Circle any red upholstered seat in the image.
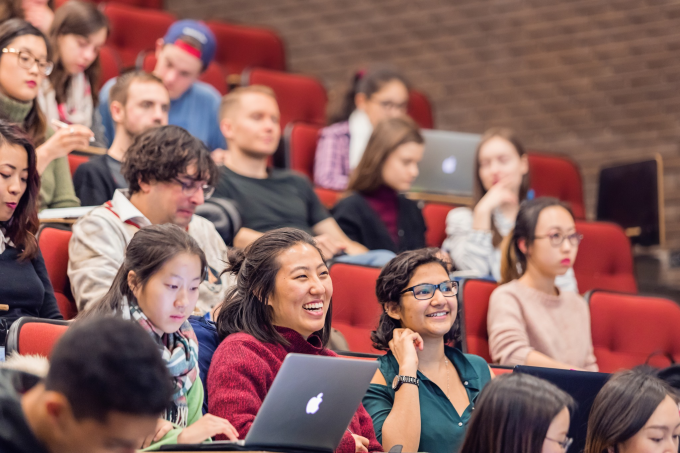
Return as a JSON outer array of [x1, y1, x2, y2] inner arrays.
[[407, 89, 434, 129], [284, 122, 322, 180], [527, 152, 585, 219], [103, 3, 175, 67], [97, 45, 121, 90], [574, 220, 637, 294], [243, 68, 327, 130], [67, 154, 89, 179], [207, 21, 285, 76], [6, 317, 70, 358], [139, 52, 228, 95], [459, 278, 497, 362], [38, 228, 77, 320], [588, 291, 680, 373], [329, 263, 383, 354], [58, 0, 163, 8], [314, 187, 341, 209], [422, 202, 457, 248]]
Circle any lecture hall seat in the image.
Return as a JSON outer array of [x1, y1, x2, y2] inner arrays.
[[527, 152, 585, 220], [38, 227, 78, 320], [458, 278, 497, 362], [5, 317, 70, 358]]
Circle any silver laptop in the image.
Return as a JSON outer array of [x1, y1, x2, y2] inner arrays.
[[167, 353, 379, 452], [410, 129, 481, 197]]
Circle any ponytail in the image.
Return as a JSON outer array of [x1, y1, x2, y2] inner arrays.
[[500, 229, 522, 284]]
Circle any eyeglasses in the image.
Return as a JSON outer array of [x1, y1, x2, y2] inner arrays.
[[534, 232, 583, 247], [373, 99, 408, 112], [2, 48, 53, 76], [400, 280, 458, 300], [172, 178, 215, 199], [545, 436, 573, 451]]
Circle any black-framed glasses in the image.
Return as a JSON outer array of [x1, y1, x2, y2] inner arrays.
[[545, 436, 573, 451], [534, 232, 583, 247], [400, 280, 458, 300], [172, 177, 215, 199], [2, 48, 53, 76]]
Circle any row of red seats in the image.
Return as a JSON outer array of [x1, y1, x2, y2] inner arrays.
[[330, 264, 670, 374]]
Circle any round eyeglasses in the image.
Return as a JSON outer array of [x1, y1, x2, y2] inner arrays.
[[172, 177, 215, 199], [2, 48, 53, 76], [534, 232, 583, 247], [400, 280, 458, 300]]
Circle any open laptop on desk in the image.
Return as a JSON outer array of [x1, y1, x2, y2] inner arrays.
[[410, 129, 480, 197], [514, 366, 610, 453], [160, 353, 378, 453]]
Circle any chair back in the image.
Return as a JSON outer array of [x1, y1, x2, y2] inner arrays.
[[6, 317, 70, 358], [38, 227, 77, 320]]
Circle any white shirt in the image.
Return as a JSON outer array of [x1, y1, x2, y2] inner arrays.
[[0, 228, 12, 254]]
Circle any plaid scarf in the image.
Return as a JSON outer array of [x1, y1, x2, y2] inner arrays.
[[121, 298, 199, 427]]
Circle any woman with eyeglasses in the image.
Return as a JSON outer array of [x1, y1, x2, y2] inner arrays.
[[460, 372, 575, 453], [0, 19, 92, 209], [314, 65, 410, 191], [362, 248, 493, 453], [488, 197, 598, 371]]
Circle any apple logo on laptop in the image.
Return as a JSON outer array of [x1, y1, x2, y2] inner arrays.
[[306, 393, 323, 414], [442, 156, 457, 174]]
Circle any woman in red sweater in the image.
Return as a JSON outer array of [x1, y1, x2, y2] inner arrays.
[[208, 228, 382, 453]]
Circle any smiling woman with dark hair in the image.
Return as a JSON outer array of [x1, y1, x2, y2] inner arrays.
[[362, 248, 492, 453], [208, 227, 382, 453]]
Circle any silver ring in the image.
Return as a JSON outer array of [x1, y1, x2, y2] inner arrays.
[[69, 127, 74, 135]]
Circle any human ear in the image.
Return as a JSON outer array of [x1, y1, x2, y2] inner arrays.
[[519, 153, 529, 177], [219, 117, 234, 140], [44, 392, 74, 433], [518, 238, 528, 255], [137, 178, 153, 194], [110, 100, 124, 124], [127, 270, 140, 296], [354, 92, 367, 111], [385, 302, 402, 321]]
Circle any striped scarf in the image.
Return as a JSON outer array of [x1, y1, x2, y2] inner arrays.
[[121, 298, 199, 427]]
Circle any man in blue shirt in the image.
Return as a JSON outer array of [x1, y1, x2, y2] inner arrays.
[[99, 20, 226, 151]]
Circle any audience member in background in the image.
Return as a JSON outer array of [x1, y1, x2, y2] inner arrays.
[[585, 369, 680, 453], [215, 85, 395, 266], [99, 20, 225, 151], [333, 117, 426, 253], [38, 1, 108, 145], [0, 0, 54, 34], [459, 373, 575, 453], [209, 228, 382, 453], [443, 128, 578, 292], [73, 70, 169, 206], [314, 66, 410, 191], [68, 125, 231, 314], [0, 317, 174, 453], [488, 197, 597, 371], [363, 248, 492, 453], [79, 225, 239, 448], [0, 120, 61, 329], [0, 19, 91, 209]]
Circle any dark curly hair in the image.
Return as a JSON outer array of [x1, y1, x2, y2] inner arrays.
[[122, 125, 217, 194], [371, 248, 460, 350]]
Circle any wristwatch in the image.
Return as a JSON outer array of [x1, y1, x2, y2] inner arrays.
[[392, 375, 419, 391]]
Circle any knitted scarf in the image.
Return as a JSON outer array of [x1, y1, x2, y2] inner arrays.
[[121, 297, 199, 427], [0, 90, 32, 125]]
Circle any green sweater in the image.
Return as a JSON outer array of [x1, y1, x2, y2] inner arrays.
[[0, 91, 80, 210]]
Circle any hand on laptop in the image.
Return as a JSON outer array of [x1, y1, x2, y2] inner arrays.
[[351, 433, 370, 452], [141, 418, 175, 448], [177, 413, 239, 444]]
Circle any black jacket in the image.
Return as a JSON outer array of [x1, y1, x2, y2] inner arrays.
[[73, 155, 121, 206], [0, 369, 49, 453], [332, 192, 426, 253]]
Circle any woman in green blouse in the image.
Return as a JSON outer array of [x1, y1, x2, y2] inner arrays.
[[363, 248, 493, 453]]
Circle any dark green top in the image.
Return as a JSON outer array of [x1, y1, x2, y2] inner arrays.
[[362, 346, 491, 453]]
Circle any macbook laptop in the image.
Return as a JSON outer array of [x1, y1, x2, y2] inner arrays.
[[514, 366, 610, 453], [161, 353, 378, 452], [410, 129, 481, 197]]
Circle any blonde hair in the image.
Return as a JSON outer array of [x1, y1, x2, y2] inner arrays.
[[219, 85, 276, 121]]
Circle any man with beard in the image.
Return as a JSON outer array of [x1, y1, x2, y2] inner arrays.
[[73, 71, 170, 206]]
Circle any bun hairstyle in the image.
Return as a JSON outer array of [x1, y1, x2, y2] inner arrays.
[[215, 227, 333, 347], [585, 369, 679, 453], [328, 65, 410, 124], [500, 197, 573, 284], [371, 248, 459, 350]]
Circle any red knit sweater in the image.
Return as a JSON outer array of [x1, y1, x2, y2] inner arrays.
[[207, 326, 383, 453]]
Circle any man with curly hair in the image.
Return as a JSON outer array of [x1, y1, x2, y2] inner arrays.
[[68, 125, 233, 314]]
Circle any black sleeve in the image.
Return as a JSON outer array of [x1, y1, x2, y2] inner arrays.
[[332, 196, 365, 244], [33, 250, 63, 320], [300, 176, 330, 227], [73, 163, 112, 206]]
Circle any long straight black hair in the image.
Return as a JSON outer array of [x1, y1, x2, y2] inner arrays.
[[215, 227, 333, 347]]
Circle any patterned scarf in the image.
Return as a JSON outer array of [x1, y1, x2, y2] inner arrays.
[[121, 297, 199, 427]]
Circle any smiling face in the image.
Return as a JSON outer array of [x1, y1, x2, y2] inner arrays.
[[617, 395, 680, 453], [542, 406, 571, 453], [387, 262, 457, 340], [130, 252, 202, 333], [523, 206, 578, 279], [221, 91, 281, 158], [0, 142, 28, 222], [268, 242, 333, 339], [0, 34, 48, 102], [381, 141, 424, 192], [477, 136, 528, 193], [57, 28, 107, 75]]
